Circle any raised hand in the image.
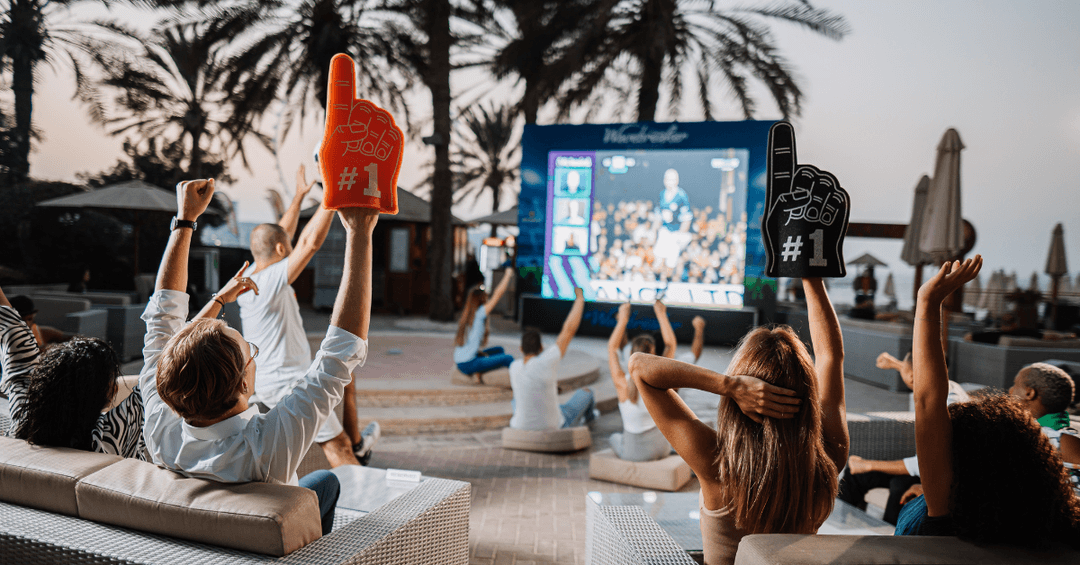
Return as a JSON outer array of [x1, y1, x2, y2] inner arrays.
[[692, 315, 706, 331], [728, 374, 802, 424], [763, 122, 850, 278], [319, 53, 403, 214], [652, 299, 667, 317], [216, 262, 259, 303], [616, 302, 632, 324], [295, 164, 317, 199], [177, 179, 215, 222], [917, 255, 983, 306], [337, 206, 380, 234]]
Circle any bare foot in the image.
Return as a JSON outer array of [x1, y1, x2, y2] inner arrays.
[[847, 455, 872, 474]]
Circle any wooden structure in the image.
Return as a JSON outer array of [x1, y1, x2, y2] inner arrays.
[[303, 189, 468, 314]]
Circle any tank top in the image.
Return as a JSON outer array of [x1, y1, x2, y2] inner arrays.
[[617, 388, 656, 434], [698, 490, 748, 565]]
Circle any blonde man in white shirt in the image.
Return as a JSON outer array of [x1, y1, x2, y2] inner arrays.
[[139, 178, 379, 535], [238, 165, 374, 467]]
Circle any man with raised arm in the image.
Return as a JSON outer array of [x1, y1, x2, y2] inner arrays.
[[509, 288, 598, 430], [238, 164, 376, 467], [139, 178, 380, 534]]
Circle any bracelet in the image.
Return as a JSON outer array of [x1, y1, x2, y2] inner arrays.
[[212, 293, 226, 308]]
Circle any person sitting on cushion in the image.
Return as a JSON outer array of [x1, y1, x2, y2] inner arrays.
[[454, 270, 514, 379], [606, 301, 674, 462], [896, 256, 1080, 546], [509, 288, 597, 430], [139, 178, 379, 535]]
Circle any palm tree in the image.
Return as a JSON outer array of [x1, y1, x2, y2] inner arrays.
[[221, 0, 413, 139], [0, 0, 94, 182], [450, 102, 518, 233], [79, 13, 269, 179], [485, 0, 618, 124], [377, 0, 489, 321], [558, 0, 850, 122]]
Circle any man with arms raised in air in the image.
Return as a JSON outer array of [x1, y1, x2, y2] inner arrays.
[[653, 168, 693, 276], [238, 165, 377, 467]]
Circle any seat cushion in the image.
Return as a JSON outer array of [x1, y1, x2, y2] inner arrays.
[[75, 458, 321, 557], [0, 435, 121, 516], [734, 534, 1080, 565], [502, 426, 592, 452], [588, 448, 692, 491]]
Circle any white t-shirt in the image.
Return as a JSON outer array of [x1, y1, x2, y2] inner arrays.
[[508, 346, 563, 430], [237, 259, 312, 406]]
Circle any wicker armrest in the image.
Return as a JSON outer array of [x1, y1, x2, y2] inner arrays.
[[0, 478, 470, 564], [846, 411, 916, 462], [585, 496, 696, 565]]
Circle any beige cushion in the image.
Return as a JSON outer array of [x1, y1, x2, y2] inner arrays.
[[999, 336, 1080, 349], [864, 487, 889, 513], [734, 534, 1080, 565], [478, 367, 511, 388], [588, 448, 691, 491], [0, 435, 121, 516], [502, 426, 592, 452], [76, 458, 321, 557]]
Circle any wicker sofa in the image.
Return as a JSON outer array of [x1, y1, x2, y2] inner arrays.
[[584, 411, 1080, 565], [0, 412, 470, 564]]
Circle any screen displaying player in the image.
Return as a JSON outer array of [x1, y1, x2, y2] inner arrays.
[[542, 148, 750, 307]]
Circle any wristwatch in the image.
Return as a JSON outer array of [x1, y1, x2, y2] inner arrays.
[[170, 216, 197, 231]]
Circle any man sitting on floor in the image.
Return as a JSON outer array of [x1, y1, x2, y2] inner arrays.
[[139, 178, 380, 534], [239, 164, 377, 466], [509, 288, 598, 431]]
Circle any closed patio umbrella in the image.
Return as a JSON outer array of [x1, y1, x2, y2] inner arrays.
[[919, 129, 965, 263], [1045, 223, 1068, 321], [1029, 272, 1040, 292], [980, 270, 1007, 320], [901, 175, 932, 301]]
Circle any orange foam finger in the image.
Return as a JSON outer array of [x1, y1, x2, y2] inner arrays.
[[319, 53, 403, 214]]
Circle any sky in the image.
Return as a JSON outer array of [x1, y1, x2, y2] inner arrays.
[[25, 0, 1080, 301]]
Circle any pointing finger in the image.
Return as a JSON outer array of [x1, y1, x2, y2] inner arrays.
[[768, 121, 797, 196], [326, 53, 357, 138], [233, 261, 250, 279]]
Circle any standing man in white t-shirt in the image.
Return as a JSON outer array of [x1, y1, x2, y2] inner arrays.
[[238, 165, 377, 467], [509, 288, 598, 430]]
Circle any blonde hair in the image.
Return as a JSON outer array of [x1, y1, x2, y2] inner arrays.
[[713, 325, 837, 534], [454, 286, 489, 348], [157, 318, 245, 421]]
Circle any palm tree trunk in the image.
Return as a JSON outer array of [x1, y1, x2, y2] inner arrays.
[[189, 129, 205, 179], [635, 0, 673, 122], [522, 77, 540, 125], [427, 0, 455, 321], [11, 48, 35, 182], [489, 180, 501, 237]]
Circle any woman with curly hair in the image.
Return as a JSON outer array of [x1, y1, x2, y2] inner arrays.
[[629, 277, 846, 565], [898, 255, 1080, 546], [0, 267, 255, 459]]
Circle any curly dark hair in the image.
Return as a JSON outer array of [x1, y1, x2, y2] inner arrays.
[[948, 392, 1080, 547], [13, 337, 120, 451]]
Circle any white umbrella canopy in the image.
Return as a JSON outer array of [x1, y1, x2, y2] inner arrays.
[[901, 175, 933, 266], [1028, 272, 1040, 292], [964, 273, 982, 307], [919, 129, 965, 262], [1045, 223, 1068, 276], [1005, 271, 1019, 293], [981, 270, 1007, 319]]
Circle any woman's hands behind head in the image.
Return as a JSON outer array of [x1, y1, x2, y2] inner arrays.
[[728, 375, 802, 424]]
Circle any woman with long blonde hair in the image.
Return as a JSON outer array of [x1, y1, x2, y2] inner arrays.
[[454, 270, 514, 377], [629, 278, 847, 564]]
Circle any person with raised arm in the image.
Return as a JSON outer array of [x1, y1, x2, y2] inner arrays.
[[237, 164, 376, 467], [454, 269, 514, 379], [139, 177, 381, 535], [509, 288, 598, 430], [896, 256, 1080, 545], [629, 277, 845, 565], [606, 301, 672, 462]]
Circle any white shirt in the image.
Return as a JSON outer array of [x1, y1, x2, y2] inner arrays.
[[140, 290, 366, 485], [618, 395, 655, 435], [508, 346, 563, 430], [237, 259, 313, 405]]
